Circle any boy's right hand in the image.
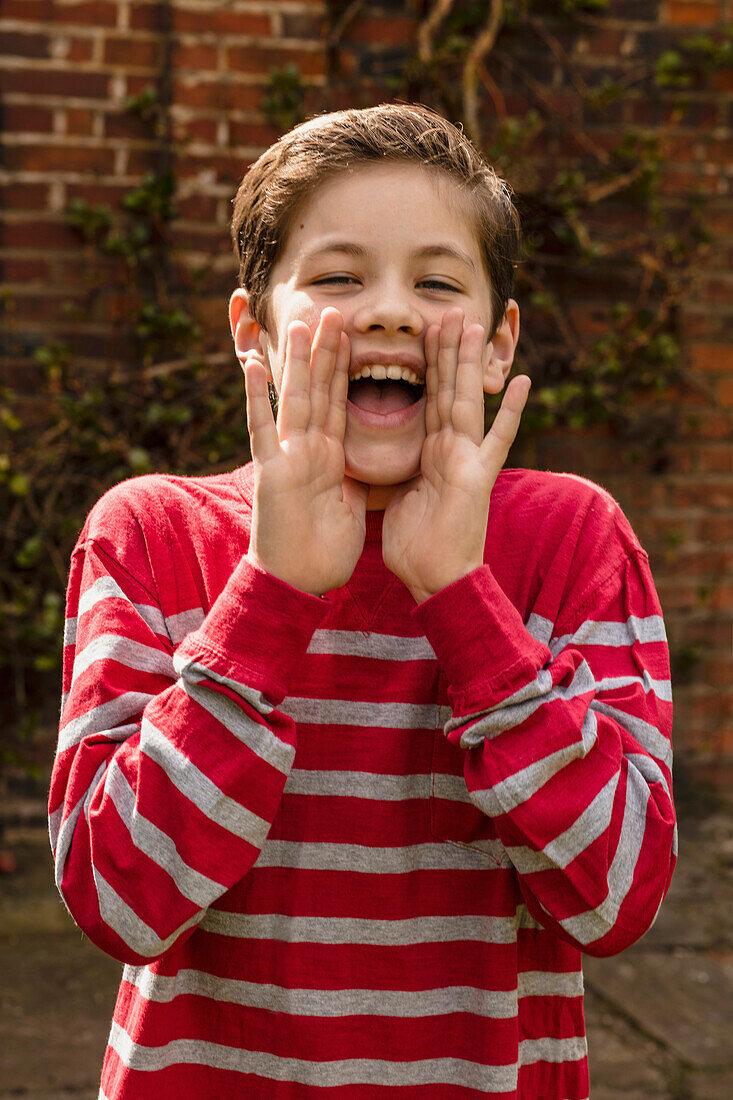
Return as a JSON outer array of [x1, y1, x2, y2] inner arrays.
[[244, 308, 369, 596]]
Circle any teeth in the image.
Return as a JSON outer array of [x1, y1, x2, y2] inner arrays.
[[350, 364, 423, 386]]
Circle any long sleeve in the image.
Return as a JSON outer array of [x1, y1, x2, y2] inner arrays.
[[49, 491, 328, 965], [414, 515, 676, 958]]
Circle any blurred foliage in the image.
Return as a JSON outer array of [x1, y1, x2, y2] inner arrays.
[[387, 0, 717, 448], [0, 87, 247, 772], [1, 0, 727, 768]]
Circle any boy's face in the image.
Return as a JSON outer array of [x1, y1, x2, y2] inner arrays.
[[231, 162, 519, 507]]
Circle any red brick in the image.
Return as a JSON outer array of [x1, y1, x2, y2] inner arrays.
[[0, 0, 119, 25], [67, 182, 133, 208], [104, 35, 162, 69], [689, 343, 733, 373], [718, 376, 733, 407], [104, 111, 154, 140], [170, 8, 272, 37], [665, 1, 722, 26], [280, 12, 326, 38], [172, 77, 262, 112], [699, 515, 733, 541], [172, 115, 217, 145], [67, 36, 95, 63], [0, 182, 48, 210], [713, 68, 733, 93], [171, 41, 219, 72], [0, 30, 50, 57], [669, 479, 732, 509], [175, 194, 219, 222], [2, 103, 54, 132], [1, 218, 79, 250], [226, 44, 325, 78], [66, 106, 97, 135], [0, 256, 50, 281], [345, 15, 415, 47], [3, 143, 116, 174], [229, 119, 281, 150], [0, 67, 110, 98]]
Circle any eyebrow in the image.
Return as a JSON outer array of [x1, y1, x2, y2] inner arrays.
[[302, 241, 476, 272]]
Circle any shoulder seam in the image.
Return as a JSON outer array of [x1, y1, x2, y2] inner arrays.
[[75, 534, 162, 609], [555, 546, 649, 634]]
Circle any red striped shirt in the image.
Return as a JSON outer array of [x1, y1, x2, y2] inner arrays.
[[49, 463, 676, 1098]]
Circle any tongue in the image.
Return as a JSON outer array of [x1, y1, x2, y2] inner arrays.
[[348, 379, 415, 414]]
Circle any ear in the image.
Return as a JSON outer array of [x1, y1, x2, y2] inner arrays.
[[229, 288, 271, 379], [483, 298, 520, 395]]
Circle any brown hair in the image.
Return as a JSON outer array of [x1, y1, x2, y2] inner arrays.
[[231, 103, 521, 337]]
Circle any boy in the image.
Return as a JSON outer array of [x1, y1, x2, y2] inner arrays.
[[50, 104, 676, 1099]]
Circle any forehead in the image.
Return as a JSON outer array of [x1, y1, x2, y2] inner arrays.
[[282, 162, 479, 259]]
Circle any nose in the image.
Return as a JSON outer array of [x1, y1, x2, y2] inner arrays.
[[352, 278, 424, 337]]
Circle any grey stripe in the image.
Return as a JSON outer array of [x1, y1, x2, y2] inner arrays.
[[284, 769, 431, 801], [58, 694, 151, 753], [591, 699, 672, 768], [48, 804, 63, 853], [555, 771, 650, 945], [431, 773, 472, 803], [53, 758, 107, 892], [520, 1035, 587, 1065], [107, 1021, 519, 1090], [199, 910, 520, 946], [254, 839, 498, 874], [307, 629, 436, 661], [70, 576, 204, 645], [517, 970, 583, 998], [597, 673, 672, 703], [627, 751, 673, 804], [176, 668, 292, 776], [283, 696, 438, 729], [550, 614, 667, 655], [470, 710, 599, 817], [526, 612, 554, 646], [126, 967, 517, 1019], [142, 716, 270, 848], [452, 662, 596, 746], [166, 607, 205, 644], [105, 760, 222, 908], [72, 633, 175, 682], [93, 869, 201, 958], [504, 772, 619, 875], [174, 653, 275, 716]]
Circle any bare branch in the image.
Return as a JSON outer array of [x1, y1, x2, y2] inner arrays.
[[462, 0, 503, 145], [418, 0, 456, 62]]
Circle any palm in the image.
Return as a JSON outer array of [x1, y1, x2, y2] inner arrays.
[[245, 310, 368, 595], [383, 309, 529, 603]]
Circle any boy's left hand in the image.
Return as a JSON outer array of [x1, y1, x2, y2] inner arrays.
[[382, 308, 530, 604]]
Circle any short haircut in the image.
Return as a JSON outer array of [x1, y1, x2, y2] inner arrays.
[[231, 102, 521, 337]]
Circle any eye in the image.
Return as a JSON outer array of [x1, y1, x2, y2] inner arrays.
[[418, 278, 460, 293], [312, 275, 359, 286]]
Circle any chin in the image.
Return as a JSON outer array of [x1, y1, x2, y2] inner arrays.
[[344, 436, 423, 488]]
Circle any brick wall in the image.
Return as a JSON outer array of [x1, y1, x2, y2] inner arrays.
[[1, 0, 731, 783]]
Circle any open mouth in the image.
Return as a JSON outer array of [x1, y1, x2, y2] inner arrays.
[[347, 376, 425, 415]]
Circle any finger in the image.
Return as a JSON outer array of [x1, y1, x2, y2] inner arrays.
[[324, 330, 351, 442], [424, 324, 441, 436], [309, 308, 343, 430], [452, 323, 486, 443], [277, 321, 313, 437], [436, 308, 464, 427], [479, 375, 531, 473], [244, 359, 280, 462]]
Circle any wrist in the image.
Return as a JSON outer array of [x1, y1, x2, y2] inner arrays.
[[408, 561, 484, 605]]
